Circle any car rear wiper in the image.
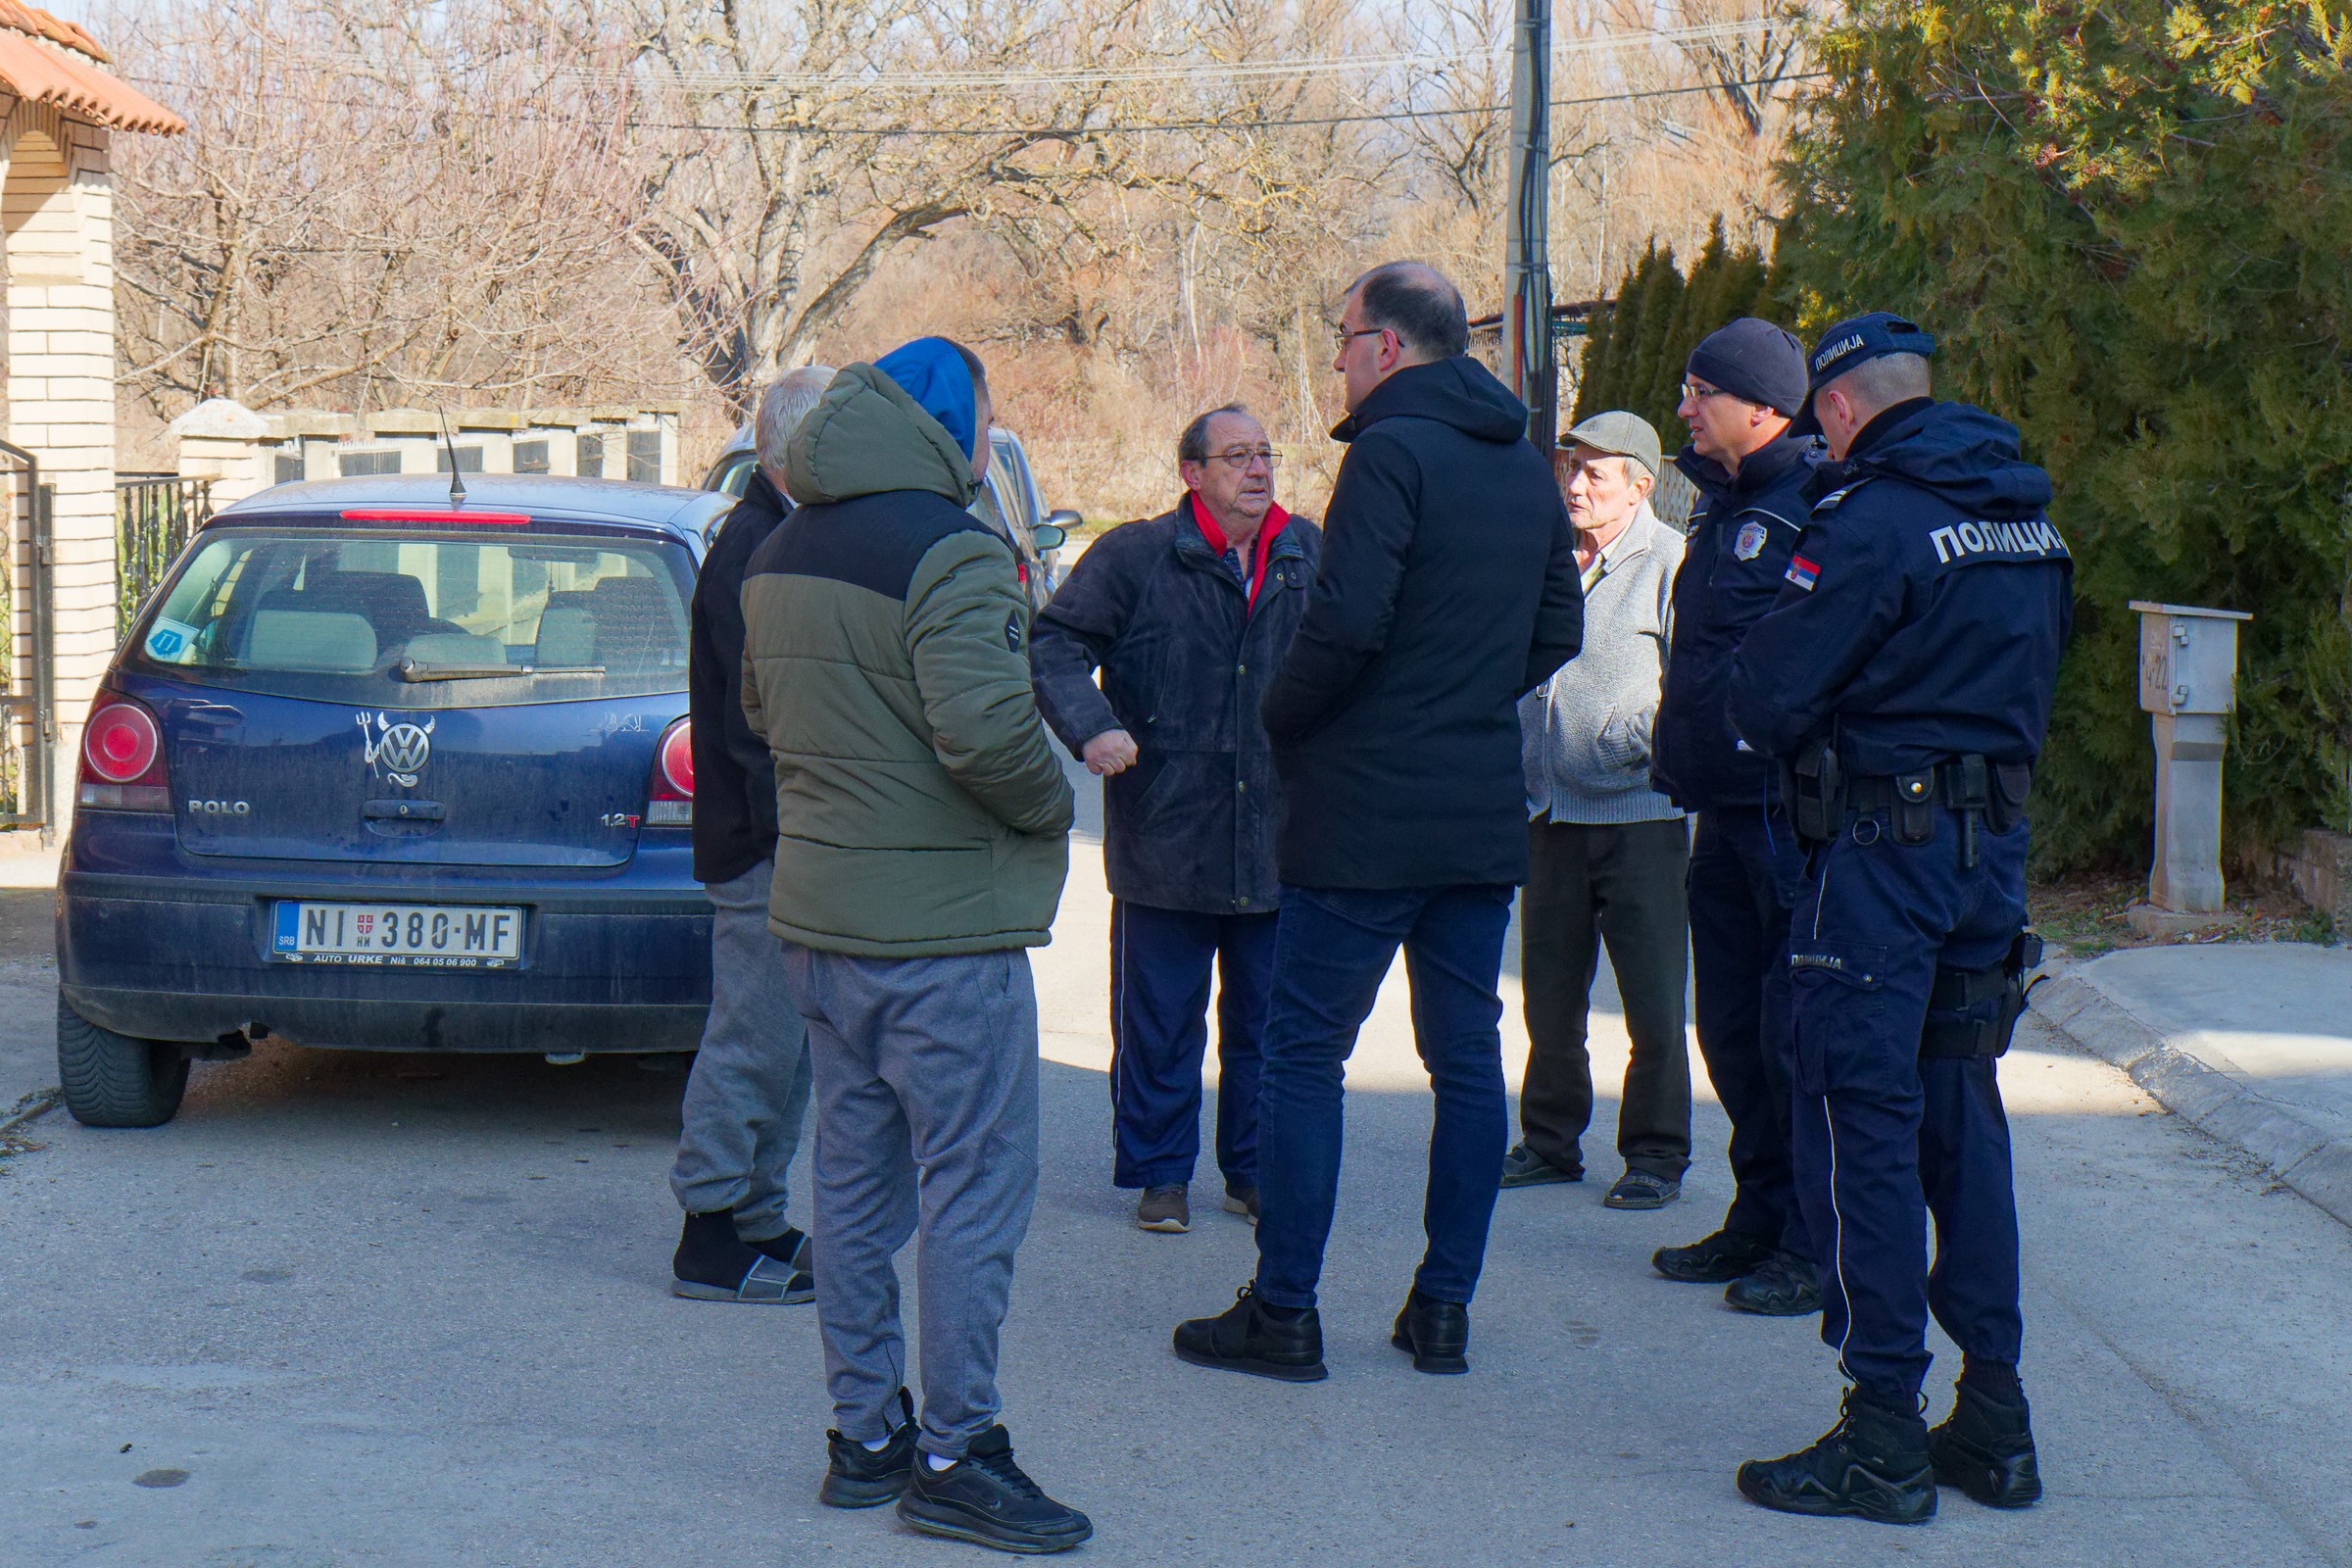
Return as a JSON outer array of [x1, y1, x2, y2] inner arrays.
[[396, 659, 606, 682]]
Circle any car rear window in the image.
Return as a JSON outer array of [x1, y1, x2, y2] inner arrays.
[[129, 526, 695, 709]]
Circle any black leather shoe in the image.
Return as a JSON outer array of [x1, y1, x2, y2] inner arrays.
[[1389, 1287, 1469, 1374], [896, 1424, 1092, 1553], [1737, 1389, 1937, 1525], [1173, 1284, 1327, 1382], [819, 1387, 915, 1508], [1651, 1226, 1776, 1284], [1725, 1250, 1824, 1316], [1930, 1381, 2043, 1508]]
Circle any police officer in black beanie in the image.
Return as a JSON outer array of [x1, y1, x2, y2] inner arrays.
[[1645, 318, 1827, 1316]]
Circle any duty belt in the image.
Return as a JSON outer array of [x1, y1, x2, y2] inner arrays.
[[1787, 750, 2032, 868]]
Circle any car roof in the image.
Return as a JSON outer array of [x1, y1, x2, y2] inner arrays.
[[212, 474, 733, 544], [718, 421, 1025, 459]]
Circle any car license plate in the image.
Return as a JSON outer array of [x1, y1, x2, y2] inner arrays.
[[270, 902, 523, 968]]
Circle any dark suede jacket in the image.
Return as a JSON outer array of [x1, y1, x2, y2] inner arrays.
[[1030, 497, 1320, 914]]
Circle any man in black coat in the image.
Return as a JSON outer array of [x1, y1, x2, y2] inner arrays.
[[1030, 405, 1321, 1237], [665, 368, 834, 1305], [1646, 318, 1828, 1319], [1173, 262, 1584, 1381]]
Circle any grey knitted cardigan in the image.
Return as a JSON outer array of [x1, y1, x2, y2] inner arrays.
[[1519, 502, 1688, 825]]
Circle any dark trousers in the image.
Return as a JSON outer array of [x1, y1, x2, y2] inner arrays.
[[1687, 805, 1814, 1260], [1253, 883, 1515, 1309], [1788, 808, 2027, 1397], [1519, 817, 1692, 1180], [1108, 901, 1274, 1190]]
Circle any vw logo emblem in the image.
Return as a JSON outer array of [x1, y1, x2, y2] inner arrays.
[[358, 711, 435, 788]]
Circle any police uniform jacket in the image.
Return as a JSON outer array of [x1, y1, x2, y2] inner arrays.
[[1724, 399, 2074, 775], [1649, 430, 1817, 810], [1029, 496, 1321, 915]]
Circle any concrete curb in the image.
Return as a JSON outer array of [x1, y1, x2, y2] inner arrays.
[[2031, 962, 2352, 1230]]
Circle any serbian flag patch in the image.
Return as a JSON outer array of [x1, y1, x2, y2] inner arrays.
[[1785, 554, 1820, 592]]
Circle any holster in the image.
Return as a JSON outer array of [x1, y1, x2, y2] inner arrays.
[[1920, 929, 2044, 1059], [1785, 742, 1844, 846]]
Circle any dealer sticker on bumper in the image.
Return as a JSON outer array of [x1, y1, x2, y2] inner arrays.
[[270, 902, 523, 968]]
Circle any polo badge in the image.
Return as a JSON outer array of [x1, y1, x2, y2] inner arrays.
[[1734, 520, 1768, 561]]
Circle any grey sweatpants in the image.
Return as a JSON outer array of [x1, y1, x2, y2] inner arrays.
[[778, 940, 1040, 1461], [668, 859, 813, 1241]]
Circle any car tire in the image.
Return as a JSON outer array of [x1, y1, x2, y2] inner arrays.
[[56, 996, 189, 1128]]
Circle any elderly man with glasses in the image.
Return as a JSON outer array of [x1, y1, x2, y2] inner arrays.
[[1031, 404, 1322, 1234]]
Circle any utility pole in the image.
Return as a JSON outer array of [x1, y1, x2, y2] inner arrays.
[[1503, 0, 1553, 450]]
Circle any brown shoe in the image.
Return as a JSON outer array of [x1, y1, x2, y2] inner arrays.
[[1137, 1184, 1190, 1233]]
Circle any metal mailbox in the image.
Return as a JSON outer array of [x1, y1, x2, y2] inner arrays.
[[2133, 601, 2251, 716]]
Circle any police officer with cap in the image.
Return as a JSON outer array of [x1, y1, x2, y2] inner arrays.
[[1645, 317, 1825, 1316], [1724, 313, 2071, 1524]]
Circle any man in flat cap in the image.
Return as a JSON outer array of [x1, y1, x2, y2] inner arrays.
[[1502, 411, 1693, 1214]]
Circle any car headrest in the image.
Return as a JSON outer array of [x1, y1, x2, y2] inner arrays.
[[247, 610, 378, 672]]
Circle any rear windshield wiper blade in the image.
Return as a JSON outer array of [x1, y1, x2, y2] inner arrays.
[[396, 659, 606, 682]]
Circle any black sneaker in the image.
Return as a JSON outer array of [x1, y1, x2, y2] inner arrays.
[[820, 1387, 915, 1508], [1651, 1226, 1775, 1284], [1737, 1389, 1937, 1525], [1221, 1179, 1259, 1224], [1725, 1250, 1823, 1316], [1173, 1284, 1327, 1382], [1929, 1381, 2043, 1508], [896, 1424, 1093, 1553], [1389, 1287, 1469, 1374], [672, 1209, 815, 1303], [1499, 1141, 1583, 1188]]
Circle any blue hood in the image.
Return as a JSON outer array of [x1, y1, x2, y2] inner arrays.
[[1828, 401, 2053, 521], [874, 337, 979, 459]]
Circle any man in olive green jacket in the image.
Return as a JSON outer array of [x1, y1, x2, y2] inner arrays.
[[739, 337, 1089, 1553]]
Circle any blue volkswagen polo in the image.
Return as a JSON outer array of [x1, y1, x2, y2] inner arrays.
[[57, 473, 734, 1127]]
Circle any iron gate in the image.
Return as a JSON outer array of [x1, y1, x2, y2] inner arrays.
[[118, 475, 212, 637]]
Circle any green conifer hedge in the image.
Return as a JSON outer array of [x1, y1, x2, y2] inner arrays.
[[1770, 3, 2352, 869]]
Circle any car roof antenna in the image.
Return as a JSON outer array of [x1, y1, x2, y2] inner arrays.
[[439, 409, 467, 506]]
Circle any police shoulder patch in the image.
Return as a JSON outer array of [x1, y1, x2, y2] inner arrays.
[[1733, 519, 1768, 561], [1784, 554, 1821, 592]]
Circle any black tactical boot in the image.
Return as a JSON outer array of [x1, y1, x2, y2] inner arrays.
[[1724, 1250, 1824, 1316], [1930, 1379, 2043, 1508], [1737, 1387, 1937, 1525], [1173, 1284, 1327, 1381], [1652, 1227, 1775, 1284], [1390, 1287, 1470, 1374], [820, 1388, 916, 1508]]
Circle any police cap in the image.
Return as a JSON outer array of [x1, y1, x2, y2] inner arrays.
[[1789, 311, 1937, 435]]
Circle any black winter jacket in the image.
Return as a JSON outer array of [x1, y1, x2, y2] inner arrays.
[[1260, 357, 1584, 890], [690, 469, 788, 884], [1650, 429, 1819, 811], [1031, 498, 1321, 914]]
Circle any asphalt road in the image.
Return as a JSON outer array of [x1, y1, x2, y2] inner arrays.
[[5, 782, 2351, 1568]]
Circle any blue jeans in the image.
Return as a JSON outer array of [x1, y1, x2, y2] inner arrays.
[[1109, 901, 1274, 1189], [1252, 883, 1515, 1309]]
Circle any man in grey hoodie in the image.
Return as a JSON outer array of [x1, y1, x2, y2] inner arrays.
[[1503, 411, 1693, 1209]]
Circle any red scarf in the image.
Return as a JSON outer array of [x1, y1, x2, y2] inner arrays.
[[1188, 493, 1291, 609]]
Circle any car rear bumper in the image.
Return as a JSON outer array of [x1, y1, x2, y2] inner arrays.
[[59, 853, 712, 1053]]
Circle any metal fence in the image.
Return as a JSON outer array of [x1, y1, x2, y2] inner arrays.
[[118, 475, 212, 637]]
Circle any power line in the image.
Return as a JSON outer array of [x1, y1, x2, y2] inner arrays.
[[124, 69, 1826, 138]]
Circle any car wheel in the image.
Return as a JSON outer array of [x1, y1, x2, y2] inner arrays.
[[56, 995, 189, 1128]]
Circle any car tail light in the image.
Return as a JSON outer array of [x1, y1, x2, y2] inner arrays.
[[647, 716, 692, 826], [79, 696, 171, 811]]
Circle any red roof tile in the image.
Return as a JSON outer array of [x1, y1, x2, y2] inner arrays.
[[0, 2, 183, 134]]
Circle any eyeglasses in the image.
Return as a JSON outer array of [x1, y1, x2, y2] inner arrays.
[[1205, 447, 1283, 470], [1333, 325, 1389, 352], [1680, 381, 1734, 403]]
